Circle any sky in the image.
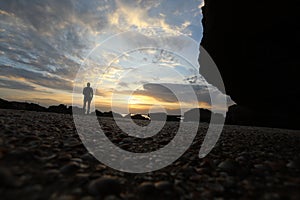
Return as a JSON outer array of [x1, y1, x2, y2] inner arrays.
[[0, 0, 234, 114]]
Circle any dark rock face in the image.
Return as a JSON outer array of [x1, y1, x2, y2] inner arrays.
[[184, 108, 211, 122], [124, 114, 149, 120], [48, 104, 70, 114], [0, 98, 46, 112], [225, 105, 257, 126], [166, 115, 181, 122], [92, 110, 123, 118], [149, 113, 181, 122], [184, 108, 225, 123], [201, 0, 300, 129], [149, 112, 167, 121]]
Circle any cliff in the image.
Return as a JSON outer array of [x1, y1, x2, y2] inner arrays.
[[201, 0, 300, 129]]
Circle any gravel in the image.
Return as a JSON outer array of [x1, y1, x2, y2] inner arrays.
[[0, 109, 300, 199]]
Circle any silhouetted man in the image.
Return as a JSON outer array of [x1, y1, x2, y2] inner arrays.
[[83, 82, 93, 114]]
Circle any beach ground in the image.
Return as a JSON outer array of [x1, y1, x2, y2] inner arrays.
[[0, 109, 299, 200]]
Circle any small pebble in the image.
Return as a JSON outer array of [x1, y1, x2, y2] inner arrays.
[[154, 181, 173, 191], [88, 176, 122, 197], [137, 182, 157, 199], [0, 167, 20, 187], [60, 162, 80, 175], [218, 159, 240, 174]]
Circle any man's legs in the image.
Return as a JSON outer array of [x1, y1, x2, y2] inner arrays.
[[83, 99, 87, 114], [87, 100, 91, 114]]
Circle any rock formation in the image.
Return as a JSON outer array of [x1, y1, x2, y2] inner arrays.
[[201, 0, 300, 129]]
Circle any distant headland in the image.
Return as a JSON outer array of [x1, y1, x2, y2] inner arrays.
[[0, 98, 298, 130]]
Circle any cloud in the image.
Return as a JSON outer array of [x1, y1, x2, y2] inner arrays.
[[117, 81, 129, 88], [134, 83, 234, 110], [135, 83, 178, 102], [107, 0, 201, 36], [0, 0, 112, 82], [0, 65, 73, 91], [0, 9, 15, 17], [0, 78, 36, 91], [95, 88, 114, 98], [108, 0, 164, 29], [0, 1, 96, 94], [31, 98, 61, 106], [0, 0, 217, 112]]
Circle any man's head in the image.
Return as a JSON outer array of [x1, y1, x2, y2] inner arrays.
[[87, 82, 90, 87]]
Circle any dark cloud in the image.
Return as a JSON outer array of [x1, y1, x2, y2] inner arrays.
[[0, 79, 36, 91], [0, 1, 110, 95], [96, 89, 110, 97], [133, 82, 234, 109], [0, 65, 73, 91], [134, 83, 212, 104], [0, 0, 111, 86], [0, 0, 74, 32], [117, 81, 129, 88], [136, 83, 178, 102]]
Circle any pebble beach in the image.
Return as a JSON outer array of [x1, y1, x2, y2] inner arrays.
[[0, 109, 300, 200]]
